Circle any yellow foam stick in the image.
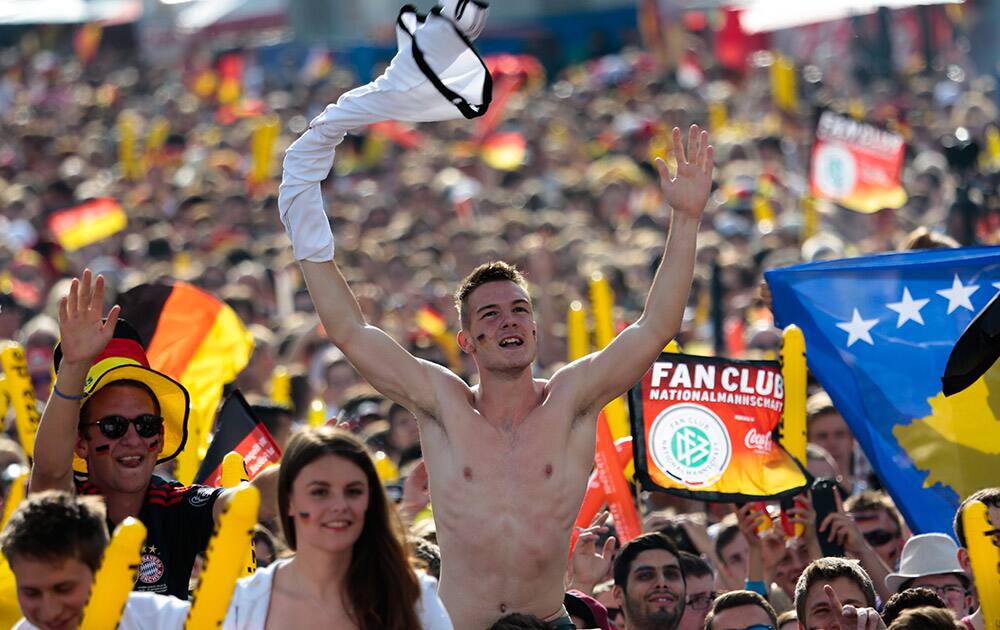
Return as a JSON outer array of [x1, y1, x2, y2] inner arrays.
[[221, 453, 256, 576], [0, 470, 26, 531], [780, 325, 807, 537], [78, 517, 147, 630], [373, 450, 399, 483], [0, 474, 25, 627], [0, 377, 9, 429], [963, 501, 1000, 629], [222, 452, 250, 487], [308, 398, 327, 428], [0, 343, 41, 458], [184, 485, 260, 630], [0, 557, 21, 630], [664, 340, 681, 353], [269, 366, 292, 407], [567, 300, 590, 362]]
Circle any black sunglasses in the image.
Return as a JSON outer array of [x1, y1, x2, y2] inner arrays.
[[86, 414, 164, 440], [863, 528, 900, 547]]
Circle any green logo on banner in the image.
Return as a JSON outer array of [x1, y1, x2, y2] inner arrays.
[[671, 426, 711, 468]]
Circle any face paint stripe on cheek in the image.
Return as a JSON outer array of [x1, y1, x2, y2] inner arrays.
[[147, 439, 160, 452], [95, 445, 111, 454]]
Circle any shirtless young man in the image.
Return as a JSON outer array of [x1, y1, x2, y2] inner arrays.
[[277, 4, 714, 627]]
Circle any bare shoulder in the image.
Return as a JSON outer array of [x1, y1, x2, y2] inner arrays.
[[545, 359, 590, 411], [413, 357, 473, 422]]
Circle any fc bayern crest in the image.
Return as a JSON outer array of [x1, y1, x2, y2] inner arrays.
[[137, 553, 165, 584]]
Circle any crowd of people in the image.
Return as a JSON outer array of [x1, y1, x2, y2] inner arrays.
[[0, 0, 998, 628]]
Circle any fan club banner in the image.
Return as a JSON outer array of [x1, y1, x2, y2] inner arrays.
[[628, 354, 809, 502], [809, 108, 906, 214]]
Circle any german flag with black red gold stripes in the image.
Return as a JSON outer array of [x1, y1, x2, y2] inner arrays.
[[117, 282, 254, 485]]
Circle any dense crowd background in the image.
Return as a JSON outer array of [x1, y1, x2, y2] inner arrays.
[[0, 4, 999, 629]]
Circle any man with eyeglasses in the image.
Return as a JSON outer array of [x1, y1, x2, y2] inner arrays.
[[885, 534, 972, 623], [28, 271, 259, 599], [704, 590, 779, 630], [677, 551, 715, 630], [611, 533, 686, 630]]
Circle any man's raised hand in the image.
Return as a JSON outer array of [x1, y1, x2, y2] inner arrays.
[[56, 269, 120, 367], [655, 125, 714, 223]]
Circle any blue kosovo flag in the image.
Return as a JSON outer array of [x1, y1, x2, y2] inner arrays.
[[765, 246, 1000, 535]]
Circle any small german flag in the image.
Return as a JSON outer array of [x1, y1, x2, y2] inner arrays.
[[415, 305, 448, 338], [481, 132, 526, 171], [195, 390, 281, 487], [48, 198, 127, 252]]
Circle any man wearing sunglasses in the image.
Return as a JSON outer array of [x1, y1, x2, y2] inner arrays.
[[28, 271, 249, 600], [703, 590, 779, 630], [844, 491, 907, 570]]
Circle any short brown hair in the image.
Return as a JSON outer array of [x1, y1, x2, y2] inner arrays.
[[704, 590, 777, 630], [887, 606, 962, 630], [845, 490, 904, 532], [794, 558, 876, 626], [953, 487, 1000, 547], [454, 261, 528, 330], [881, 588, 948, 626], [0, 491, 108, 572]]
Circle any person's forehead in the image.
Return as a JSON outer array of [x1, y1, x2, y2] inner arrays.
[[295, 453, 368, 486], [712, 604, 773, 628], [686, 573, 714, 592], [722, 533, 748, 555], [806, 577, 866, 608], [630, 548, 679, 572], [87, 383, 156, 412], [11, 555, 90, 585], [467, 280, 529, 306]]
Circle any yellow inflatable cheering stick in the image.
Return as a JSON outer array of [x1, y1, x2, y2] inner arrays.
[[78, 517, 147, 630], [184, 484, 260, 629], [0, 343, 41, 458], [780, 325, 807, 538], [221, 452, 257, 576], [962, 501, 1000, 630]]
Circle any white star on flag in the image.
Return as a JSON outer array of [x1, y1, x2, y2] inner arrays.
[[886, 287, 929, 327], [935, 274, 979, 314], [836, 308, 878, 347]]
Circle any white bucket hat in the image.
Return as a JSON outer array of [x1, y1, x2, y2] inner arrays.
[[885, 533, 967, 593]]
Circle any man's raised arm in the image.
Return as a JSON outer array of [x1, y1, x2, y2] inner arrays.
[[558, 125, 714, 415], [278, 3, 491, 417], [30, 270, 120, 493]]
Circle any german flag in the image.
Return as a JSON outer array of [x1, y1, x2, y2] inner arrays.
[[48, 198, 127, 252], [194, 390, 280, 487], [414, 306, 462, 373], [481, 132, 526, 171], [117, 282, 254, 484]]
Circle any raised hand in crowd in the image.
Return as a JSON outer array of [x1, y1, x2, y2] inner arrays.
[[824, 584, 887, 630], [567, 510, 616, 596], [655, 125, 715, 223], [55, 270, 120, 368], [819, 488, 893, 602]]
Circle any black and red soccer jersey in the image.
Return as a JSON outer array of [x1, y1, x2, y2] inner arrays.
[[77, 474, 222, 599]]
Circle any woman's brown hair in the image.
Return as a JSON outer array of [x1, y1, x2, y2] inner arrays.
[[278, 426, 421, 630]]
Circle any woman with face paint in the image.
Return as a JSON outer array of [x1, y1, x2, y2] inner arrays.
[[224, 426, 452, 630]]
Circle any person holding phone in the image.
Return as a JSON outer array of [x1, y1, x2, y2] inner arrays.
[[814, 481, 893, 603]]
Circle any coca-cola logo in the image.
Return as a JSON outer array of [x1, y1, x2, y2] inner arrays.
[[744, 427, 772, 453]]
